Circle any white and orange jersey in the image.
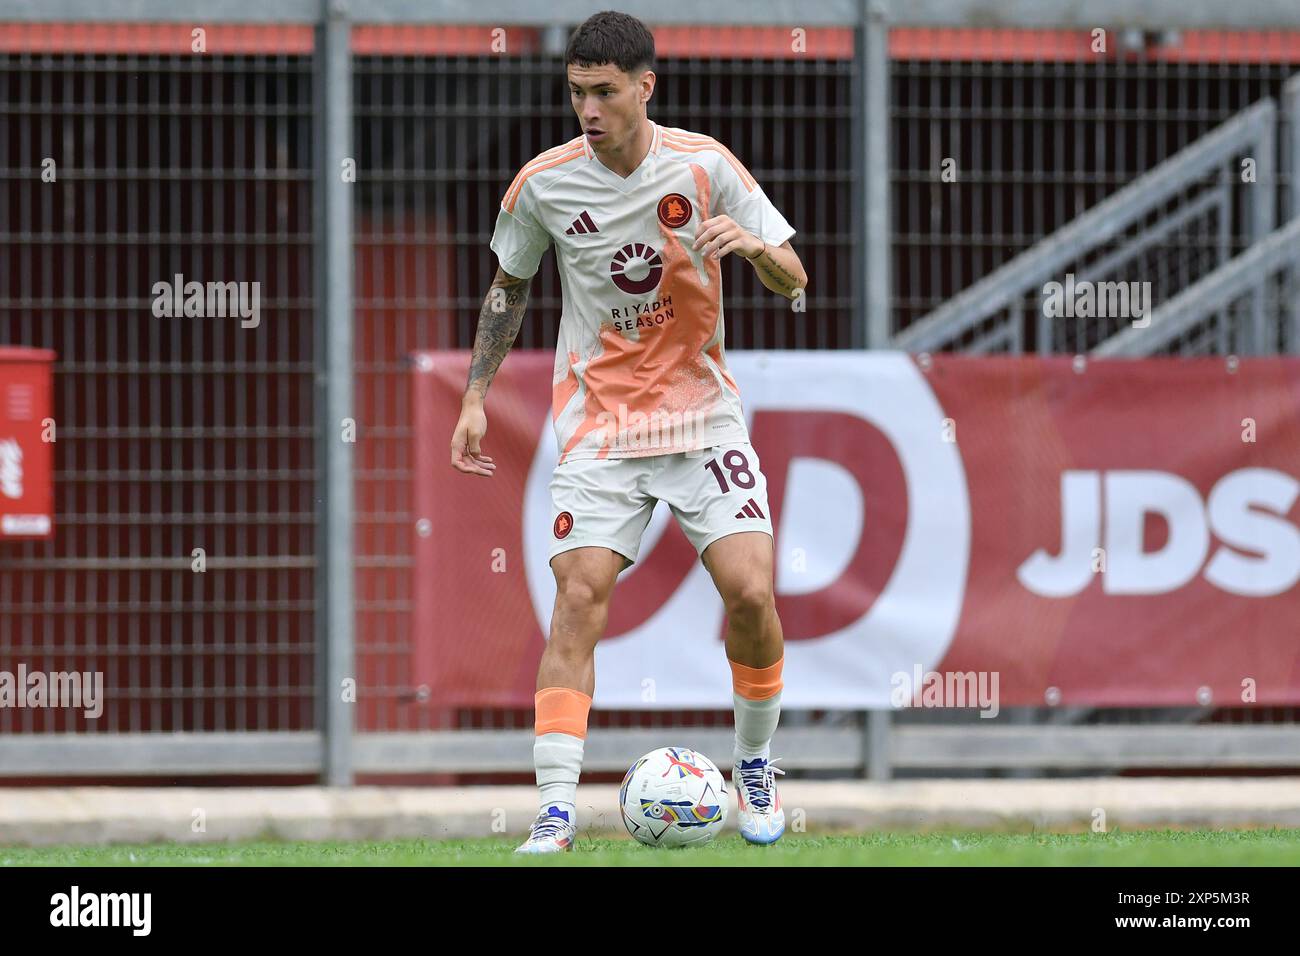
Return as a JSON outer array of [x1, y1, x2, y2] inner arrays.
[[490, 120, 795, 463]]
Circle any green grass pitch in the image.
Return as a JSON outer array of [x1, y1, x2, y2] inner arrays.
[[5, 829, 1300, 866]]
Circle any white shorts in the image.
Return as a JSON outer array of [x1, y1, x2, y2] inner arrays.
[[547, 440, 773, 571]]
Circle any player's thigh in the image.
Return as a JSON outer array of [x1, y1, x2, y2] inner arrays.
[[547, 455, 656, 575], [548, 545, 627, 612], [700, 529, 775, 602], [652, 441, 773, 564]]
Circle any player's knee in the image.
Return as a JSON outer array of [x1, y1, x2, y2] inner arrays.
[[555, 574, 613, 615], [724, 578, 774, 626]]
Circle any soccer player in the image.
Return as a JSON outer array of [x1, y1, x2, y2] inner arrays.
[[450, 11, 807, 853]]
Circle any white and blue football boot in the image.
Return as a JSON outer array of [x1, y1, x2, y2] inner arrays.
[[514, 804, 576, 854], [733, 757, 786, 845]]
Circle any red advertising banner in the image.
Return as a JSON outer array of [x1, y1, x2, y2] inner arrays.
[[413, 351, 1300, 709]]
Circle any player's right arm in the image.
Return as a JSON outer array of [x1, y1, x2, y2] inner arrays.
[[451, 169, 552, 477], [450, 267, 532, 477]]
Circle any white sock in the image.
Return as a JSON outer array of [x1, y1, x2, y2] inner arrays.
[[733, 690, 781, 765], [535, 731, 584, 814]]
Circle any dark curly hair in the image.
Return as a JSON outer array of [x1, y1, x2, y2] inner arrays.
[[565, 11, 655, 76]]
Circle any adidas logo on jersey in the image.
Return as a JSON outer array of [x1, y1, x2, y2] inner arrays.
[[734, 498, 766, 520], [564, 211, 600, 235]]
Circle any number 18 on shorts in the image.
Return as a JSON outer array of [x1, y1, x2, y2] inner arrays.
[[547, 440, 773, 569]]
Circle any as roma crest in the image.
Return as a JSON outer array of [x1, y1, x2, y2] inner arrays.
[[657, 193, 692, 228]]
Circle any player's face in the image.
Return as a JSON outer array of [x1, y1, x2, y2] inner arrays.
[[567, 63, 653, 153]]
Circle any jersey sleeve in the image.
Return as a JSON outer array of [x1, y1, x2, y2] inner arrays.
[[489, 176, 552, 279], [712, 150, 796, 248]]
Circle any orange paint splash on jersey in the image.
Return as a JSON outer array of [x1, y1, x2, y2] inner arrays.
[[558, 163, 727, 461], [552, 351, 581, 422]]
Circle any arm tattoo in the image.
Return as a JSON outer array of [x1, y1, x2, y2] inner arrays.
[[752, 247, 803, 297], [466, 273, 531, 400]]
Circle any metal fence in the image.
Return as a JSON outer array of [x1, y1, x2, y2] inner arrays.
[[0, 46, 318, 740], [892, 49, 1300, 342], [1, 0, 1299, 782], [896, 87, 1300, 354]]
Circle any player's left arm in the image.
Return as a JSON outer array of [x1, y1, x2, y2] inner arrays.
[[691, 144, 808, 301], [746, 237, 806, 300], [692, 220, 806, 300], [692, 145, 807, 299]]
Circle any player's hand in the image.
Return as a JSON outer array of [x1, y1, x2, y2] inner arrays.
[[450, 400, 496, 477], [692, 215, 763, 261]]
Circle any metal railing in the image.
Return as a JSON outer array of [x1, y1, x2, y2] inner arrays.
[[894, 98, 1283, 354], [1095, 215, 1300, 355]]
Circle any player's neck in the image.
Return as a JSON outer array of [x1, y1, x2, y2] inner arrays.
[[594, 117, 654, 179]]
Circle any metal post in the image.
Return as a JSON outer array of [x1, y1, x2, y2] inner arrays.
[[851, 18, 865, 350], [861, 0, 891, 349], [865, 709, 892, 780], [316, 0, 356, 785], [1249, 117, 1275, 354], [1283, 74, 1300, 353]]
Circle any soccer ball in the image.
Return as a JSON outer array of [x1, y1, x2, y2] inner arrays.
[[619, 746, 728, 847]]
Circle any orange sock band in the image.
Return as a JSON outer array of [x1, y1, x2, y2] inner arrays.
[[728, 656, 784, 701], [534, 687, 593, 739]]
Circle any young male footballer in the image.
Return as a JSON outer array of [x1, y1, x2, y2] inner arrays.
[[449, 11, 807, 853]]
